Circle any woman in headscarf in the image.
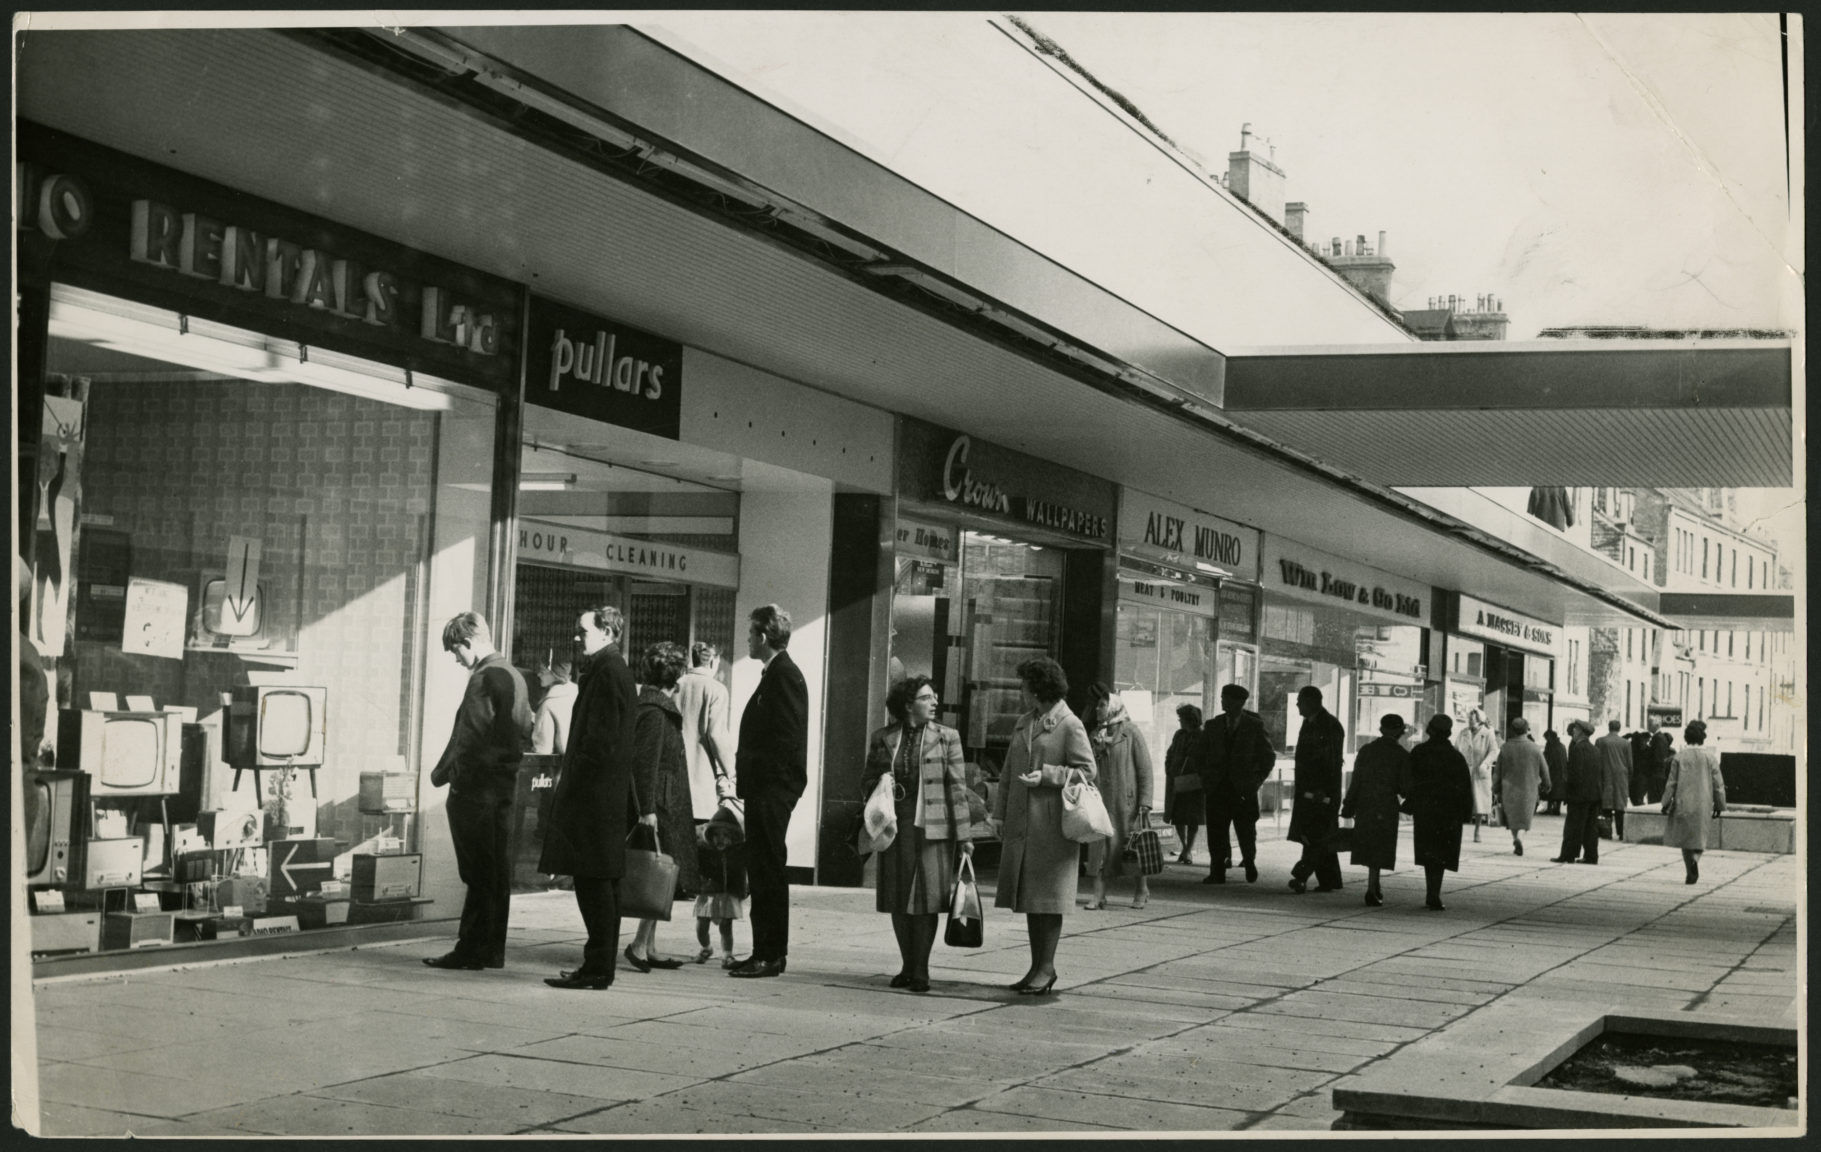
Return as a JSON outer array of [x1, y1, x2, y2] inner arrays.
[[1662, 720, 1726, 884], [1162, 703, 1204, 865], [1084, 682, 1154, 910], [1407, 714, 1473, 911]]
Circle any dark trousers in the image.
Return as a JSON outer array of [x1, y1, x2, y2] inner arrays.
[[1424, 863, 1446, 905], [447, 783, 513, 964], [1202, 793, 1257, 870], [1559, 802, 1601, 862], [1290, 804, 1343, 888], [745, 786, 799, 961], [1603, 807, 1626, 840], [1629, 773, 1648, 807], [1644, 772, 1666, 805], [573, 876, 621, 980]]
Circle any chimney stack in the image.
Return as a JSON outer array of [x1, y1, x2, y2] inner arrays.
[[1227, 123, 1288, 224], [1285, 202, 1308, 242]]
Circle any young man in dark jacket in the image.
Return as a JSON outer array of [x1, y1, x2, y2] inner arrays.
[[1287, 686, 1346, 893], [1553, 721, 1605, 865], [1197, 684, 1276, 884], [730, 604, 808, 979], [425, 612, 532, 972]]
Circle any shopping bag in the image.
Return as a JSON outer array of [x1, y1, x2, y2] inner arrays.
[[944, 854, 984, 948], [858, 773, 898, 856], [1060, 769, 1115, 843], [621, 824, 679, 921], [1131, 819, 1165, 876], [1321, 824, 1354, 855]]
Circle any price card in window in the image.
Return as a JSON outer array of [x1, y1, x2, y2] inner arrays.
[[122, 577, 187, 660], [134, 892, 162, 912], [222, 905, 243, 919], [33, 890, 66, 913]]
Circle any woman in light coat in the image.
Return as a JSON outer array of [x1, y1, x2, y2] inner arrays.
[[864, 674, 973, 994], [1494, 717, 1550, 857], [1662, 719, 1726, 884], [990, 657, 1095, 996], [1454, 709, 1500, 843], [1084, 683, 1155, 910]]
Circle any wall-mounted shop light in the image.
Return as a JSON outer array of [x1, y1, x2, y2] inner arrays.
[[518, 473, 578, 491]]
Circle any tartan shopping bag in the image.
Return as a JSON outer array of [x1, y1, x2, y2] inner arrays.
[[1131, 817, 1165, 876]]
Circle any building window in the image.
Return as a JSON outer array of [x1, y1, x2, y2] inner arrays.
[[1727, 681, 1734, 717], [1731, 550, 1738, 587], [1748, 557, 1754, 589], [1701, 538, 1708, 579], [1728, 632, 1734, 658], [1698, 679, 1706, 717]]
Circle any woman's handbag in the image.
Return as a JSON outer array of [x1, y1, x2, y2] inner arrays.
[[858, 771, 897, 856], [621, 746, 680, 920], [944, 854, 984, 948], [1172, 773, 1203, 795], [1131, 815, 1165, 876], [1060, 768, 1115, 843]]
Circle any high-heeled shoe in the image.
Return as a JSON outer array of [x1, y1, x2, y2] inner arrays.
[[1131, 893, 1149, 910], [1018, 975, 1058, 996], [1082, 898, 1107, 910], [622, 946, 653, 973], [1007, 976, 1035, 992]]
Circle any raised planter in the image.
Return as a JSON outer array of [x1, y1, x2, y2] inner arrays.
[[1619, 805, 1794, 854]]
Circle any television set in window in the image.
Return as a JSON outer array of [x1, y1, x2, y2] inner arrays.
[[225, 685, 327, 769], [25, 769, 89, 887], [55, 709, 183, 797]]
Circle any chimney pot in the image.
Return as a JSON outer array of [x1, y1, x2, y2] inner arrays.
[[1378, 230, 1387, 257]]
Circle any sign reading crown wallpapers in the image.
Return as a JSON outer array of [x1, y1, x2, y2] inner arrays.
[[525, 295, 683, 439], [897, 417, 1115, 542]]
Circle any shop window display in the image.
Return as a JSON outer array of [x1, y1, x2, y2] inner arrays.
[[24, 290, 495, 956]]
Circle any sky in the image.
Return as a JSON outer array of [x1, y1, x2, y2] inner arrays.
[[654, 12, 1799, 339]]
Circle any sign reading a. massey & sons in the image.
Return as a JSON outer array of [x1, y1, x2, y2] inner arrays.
[[1449, 593, 1559, 654], [897, 417, 1114, 543], [1119, 489, 1260, 583], [17, 121, 520, 393], [525, 295, 683, 439], [519, 521, 738, 589], [1259, 536, 1427, 625]]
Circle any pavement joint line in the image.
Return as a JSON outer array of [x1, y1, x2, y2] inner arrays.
[[30, 934, 454, 988], [1683, 908, 1802, 1013]]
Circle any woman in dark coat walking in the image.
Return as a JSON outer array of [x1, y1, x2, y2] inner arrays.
[[1541, 729, 1569, 815], [1341, 714, 1412, 906], [1162, 704, 1204, 865], [624, 641, 699, 971], [539, 605, 643, 990], [1406, 713, 1473, 911]]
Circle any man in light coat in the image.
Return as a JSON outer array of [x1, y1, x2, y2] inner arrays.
[[1595, 719, 1634, 840], [675, 642, 735, 822]]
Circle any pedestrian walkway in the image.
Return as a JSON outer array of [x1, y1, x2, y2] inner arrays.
[[20, 820, 1800, 1136]]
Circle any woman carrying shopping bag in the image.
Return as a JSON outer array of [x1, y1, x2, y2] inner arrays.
[[989, 657, 1095, 997], [623, 642, 699, 971], [863, 675, 974, 994], [1083, 683, 1155, 910]]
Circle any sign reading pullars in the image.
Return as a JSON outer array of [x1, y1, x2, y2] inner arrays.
[[526, 295, 682, 439]]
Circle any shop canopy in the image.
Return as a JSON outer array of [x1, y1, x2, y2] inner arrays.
[[15, 22, 1797, 636]]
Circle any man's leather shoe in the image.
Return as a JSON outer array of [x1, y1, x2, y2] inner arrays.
[[1313, 884, 1343, 893], [423, 953, 484, 971], [1202, 872, 1226, 884], [730, 957, 786, 979], [1287, 877, 1307, 894], [1244, 862, 1259, 883], [1550, 857, 1575, 864], [544, 971, 611, 990]]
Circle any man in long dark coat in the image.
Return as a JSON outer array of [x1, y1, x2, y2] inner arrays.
[[1645, 717, 1675, 803], [1287, 685, 1346, 893], [1552, 720, 1604, 865], [424, 612, 531, 972], [1197, 683, 1276, 885], [1342, 713, 1412, 906], [538, 604, 644, 990], [730, 604, 808, 979]]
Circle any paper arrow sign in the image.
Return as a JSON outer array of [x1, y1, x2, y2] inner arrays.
[[278, 842, 332, 893], [221, 535, 262, 634]]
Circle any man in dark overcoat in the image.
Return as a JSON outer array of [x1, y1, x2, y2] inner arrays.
[[538, 604, 645, 990], [730, 603, 808, 979], [425, 612, 532, 972], [1341, 713, 1412, 906], [1287, 685, 1346, 893], [1552, 720, 1604, 865], [1197, 683, 1276, 884], [1645, 717, 1674, 803]]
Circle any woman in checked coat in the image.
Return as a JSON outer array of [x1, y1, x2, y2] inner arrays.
[[991, 657, 1095, 996]]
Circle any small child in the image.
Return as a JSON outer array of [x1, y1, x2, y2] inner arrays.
[[693, 802, 748, 967]]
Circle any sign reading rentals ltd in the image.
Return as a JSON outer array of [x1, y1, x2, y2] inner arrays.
[[525, 295, 683, 439], [18, 121, 520, 393], [1448, 593, 1559, 654], [1258, 536, 1427, 626], [897, 417, 1114, 543]]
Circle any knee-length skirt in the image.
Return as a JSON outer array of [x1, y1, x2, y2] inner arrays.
[[875, 794, 957, 916]]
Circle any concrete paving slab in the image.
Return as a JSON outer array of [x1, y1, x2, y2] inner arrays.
[[586, 1019, 835, 1059], [1157, 1036, 1378, 1074], [410, 1052, 699, 1101], [1067, 981, 1247, 1015], [505, 1034, 784, 1078], [903, 1106, 1119, 1133], [34, 1059, 275, 1118], [651, 1079, 950, 1130], [35, 1101, 177, 1137], [1307, 978, 1501, 1007], [1247, 1111, 1337, 1130], [307, 1070, 614, 1126], [1034, 1063, 1327, 1114], [971, 1084, 1256, 1130], [1256, 990, 1473, 1029], [1218, 1009, 1432, 1045], [540, 1100, 842, 1134], [728, 1058, 1004, 1107], [181, 1094, 520, 1136], [1174, 1022, 1402, 1060]]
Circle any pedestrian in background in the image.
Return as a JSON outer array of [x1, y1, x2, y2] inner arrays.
[[425, 612, 532, 972], [1625, 727, 1653, 806], [1454, 709, 1499, 844], [1495, 717, 1550, 857], [730, 604, 808, 980], [539, 605, 642, 991], [531, 657, 576, 756], [1341, 714, 1411, 906], [1198, 684, 1275, 884], [1552, 721, 1603, 865], [1084, 683, 1153, 911], [623, 641, 698, 972], [865, 674, 973, 993], [1407, 713, 1473, 911], [1595, 719, 1633, 840], [1162, 704, 1203, 865], [1287, 686, 1345, 894], [1541, 728, 1569, 815], [991, 657, 1095, 996], [1646, 721, 1675, 804], [676, 641, 735, 822], [1662, 719, 1726, 884]]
